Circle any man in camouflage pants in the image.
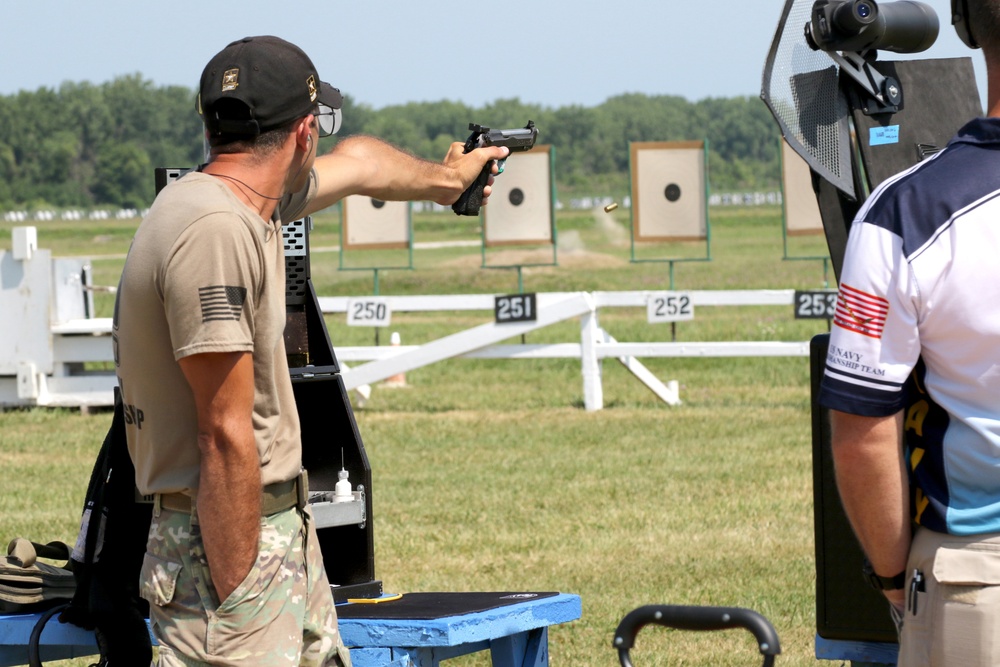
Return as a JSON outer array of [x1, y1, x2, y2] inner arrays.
[[114, 35, 507, 666], [143, 499, 348, 665]]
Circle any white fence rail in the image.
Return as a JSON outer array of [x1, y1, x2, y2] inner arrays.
[[319, 290, 811, 411], [1, 251, 814, 409]]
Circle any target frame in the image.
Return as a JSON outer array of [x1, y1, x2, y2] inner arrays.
[[780, 138, 824, 237], [629, 140, 708, 244], [342, 195, 412, 251], [482, 145, 555, 248]]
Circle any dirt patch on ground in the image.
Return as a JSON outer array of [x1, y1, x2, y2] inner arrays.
[[440, 208, 632, 271], [441, 247, 626, 271]]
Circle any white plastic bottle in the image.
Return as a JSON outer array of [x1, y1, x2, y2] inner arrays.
[[335, 468, 353, 502]]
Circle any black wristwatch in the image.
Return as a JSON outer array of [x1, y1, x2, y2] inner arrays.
[[863, 558, 907, 591]]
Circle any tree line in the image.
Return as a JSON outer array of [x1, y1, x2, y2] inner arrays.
[[0, 75, 781, 210]]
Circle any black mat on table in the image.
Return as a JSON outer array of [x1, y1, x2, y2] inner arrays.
[[336, 591, 558, 620]]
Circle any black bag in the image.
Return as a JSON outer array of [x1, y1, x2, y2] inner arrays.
[[58, 391, 153, 666]]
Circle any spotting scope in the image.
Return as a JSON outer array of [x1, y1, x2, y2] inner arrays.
[[805, 0, 939, 53]]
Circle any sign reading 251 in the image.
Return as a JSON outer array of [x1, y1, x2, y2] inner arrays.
[[494, 293, 537, 324], [346, 297, 392, 327]]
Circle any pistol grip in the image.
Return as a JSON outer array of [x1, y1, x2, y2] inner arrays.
[[452, 162, 492, 216]]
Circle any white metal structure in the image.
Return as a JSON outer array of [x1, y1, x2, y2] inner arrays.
[[0, 228, 112, 408]]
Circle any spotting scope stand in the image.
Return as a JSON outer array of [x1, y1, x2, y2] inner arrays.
[[829, 50, 902, 113], [808, 56, 981, 280]]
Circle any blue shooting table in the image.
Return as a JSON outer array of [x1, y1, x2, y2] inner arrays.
[[0, 592, 581, 667], [815, 635, 898, 666]]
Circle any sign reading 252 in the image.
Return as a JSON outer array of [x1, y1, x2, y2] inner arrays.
[[646, 292, 695, 323]]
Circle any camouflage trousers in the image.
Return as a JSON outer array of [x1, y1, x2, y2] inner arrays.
[[139, 503, 352, 667]]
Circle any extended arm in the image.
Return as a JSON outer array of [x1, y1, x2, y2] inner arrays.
[[302, 135, 509, 216], [830, 409, 910, 608], [178, 351, 260, 603]]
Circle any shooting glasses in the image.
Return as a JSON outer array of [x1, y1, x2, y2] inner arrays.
[[315, 103, 342, 137]]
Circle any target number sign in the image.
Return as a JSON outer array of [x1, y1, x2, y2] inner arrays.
[[646, 292, 695, 323], [494, 293, 537, 324], [346, 297, 392, 327], [794, 290, 837, 319]]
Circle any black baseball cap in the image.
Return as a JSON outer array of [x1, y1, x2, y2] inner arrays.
[[198, 35, 343, 136]]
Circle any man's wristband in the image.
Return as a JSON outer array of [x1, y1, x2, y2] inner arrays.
[[863, 558, 907, 591]]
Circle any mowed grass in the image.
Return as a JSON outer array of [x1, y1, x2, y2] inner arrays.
[[1, 206, 833, 666]]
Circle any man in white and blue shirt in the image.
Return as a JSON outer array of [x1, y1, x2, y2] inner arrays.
[[819, 4, 1000, 660]]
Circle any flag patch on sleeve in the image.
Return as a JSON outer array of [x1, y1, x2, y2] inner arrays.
[[833, 284, 889, 339], [199, 285, 247, 322]]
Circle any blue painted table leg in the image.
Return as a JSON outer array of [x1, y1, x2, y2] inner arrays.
[[490, 627, 548, 667]]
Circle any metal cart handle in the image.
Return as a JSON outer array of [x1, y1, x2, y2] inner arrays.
[[613, 605, 781, 667]]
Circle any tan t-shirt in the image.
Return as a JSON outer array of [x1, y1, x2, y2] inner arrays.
[[113, 170, 314, 496]]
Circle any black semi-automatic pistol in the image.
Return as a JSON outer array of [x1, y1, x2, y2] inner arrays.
[[452, 120, 538, 216]]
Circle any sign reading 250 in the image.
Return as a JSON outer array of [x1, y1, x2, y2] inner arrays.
[[346, 298, 392, 327]]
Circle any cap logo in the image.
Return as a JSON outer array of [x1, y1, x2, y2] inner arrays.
[[222, 68, 239, 92], [307, 75, 318, 103]]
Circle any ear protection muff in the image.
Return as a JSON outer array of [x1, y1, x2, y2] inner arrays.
[[953, 0, 980, 49]]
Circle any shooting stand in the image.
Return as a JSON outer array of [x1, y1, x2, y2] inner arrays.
[[283, 217, 382, 602]]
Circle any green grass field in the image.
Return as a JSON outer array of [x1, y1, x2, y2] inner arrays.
[[1, 206, 837, 666]]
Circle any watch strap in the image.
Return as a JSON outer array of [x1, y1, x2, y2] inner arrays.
[[872, 570, 907, 591], [863, 558, 907, 591]]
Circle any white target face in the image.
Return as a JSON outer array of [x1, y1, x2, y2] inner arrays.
[[781, 139, 824, 236], [630, 141, 706, 242], [343, 195, 410, 250], [483, 145, 553, 246]]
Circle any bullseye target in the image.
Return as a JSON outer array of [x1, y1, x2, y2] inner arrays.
[[630, 141, 707, 242], [483, 145, 554, 246], [342, 195, 410, 250]]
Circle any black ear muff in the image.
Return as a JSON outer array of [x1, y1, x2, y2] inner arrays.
[[953, 0, 980, 49]]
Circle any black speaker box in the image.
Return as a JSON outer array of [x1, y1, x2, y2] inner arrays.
[[811, 334, 898, 643]]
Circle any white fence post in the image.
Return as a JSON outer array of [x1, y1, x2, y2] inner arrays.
[[599, 328, 682, 406], [579, 294, 603, 412]]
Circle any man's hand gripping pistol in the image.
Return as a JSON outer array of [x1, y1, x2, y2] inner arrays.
[[452, 120, 538, 216]]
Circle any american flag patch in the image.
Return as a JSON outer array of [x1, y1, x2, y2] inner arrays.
[[199, 285, 246, 322], [833, 284, 889, 339]]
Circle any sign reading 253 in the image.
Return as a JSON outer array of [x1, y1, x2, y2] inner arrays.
[[794, 290, 837, 319]]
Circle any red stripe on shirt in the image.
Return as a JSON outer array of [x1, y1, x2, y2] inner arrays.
[[833, 284, 889, 339]]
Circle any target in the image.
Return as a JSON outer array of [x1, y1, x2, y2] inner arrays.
[[630, 141, 707, 242], [483, 145, 554, 246], [342, 195, 410, 250], [781, 138, 824, 236]]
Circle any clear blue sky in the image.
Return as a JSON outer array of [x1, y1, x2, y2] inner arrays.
[[0, 0, 986, 109]]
